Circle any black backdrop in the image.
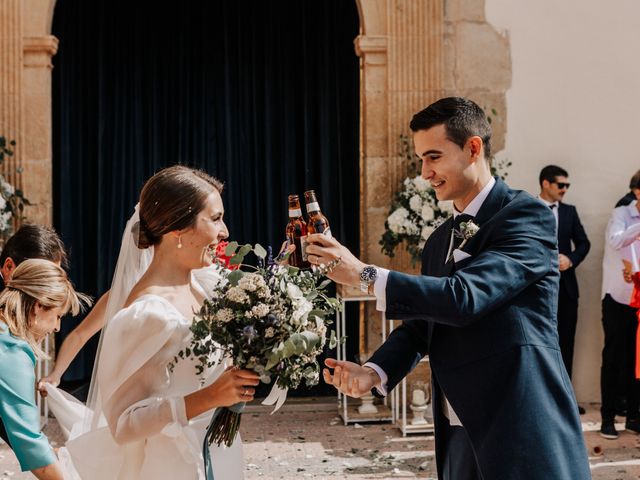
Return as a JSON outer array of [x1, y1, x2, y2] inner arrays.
[[52, 0, 360, 394]]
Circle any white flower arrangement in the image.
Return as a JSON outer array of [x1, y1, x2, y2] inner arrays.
[[0, 137, 30, 236], [380, 173, 450, 264]]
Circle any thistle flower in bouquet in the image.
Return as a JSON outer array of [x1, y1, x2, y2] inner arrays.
[[175, 241, 340, 448]]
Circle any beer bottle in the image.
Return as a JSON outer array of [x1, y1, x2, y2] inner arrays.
[[285, 194, 309, 268], [304, 190, 331, 236], [300, 190, 331, 262]]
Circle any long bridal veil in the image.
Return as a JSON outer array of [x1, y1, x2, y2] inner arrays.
[[46, 204, 153, 438], [85, 204, 153, 427]]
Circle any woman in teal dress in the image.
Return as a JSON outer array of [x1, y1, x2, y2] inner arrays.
[[0, 258, 89, 479]]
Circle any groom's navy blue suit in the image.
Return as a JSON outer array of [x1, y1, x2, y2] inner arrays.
[[369, 178, 590, 479]]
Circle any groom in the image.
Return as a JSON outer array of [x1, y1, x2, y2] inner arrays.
[[306, 97, 590, 479]]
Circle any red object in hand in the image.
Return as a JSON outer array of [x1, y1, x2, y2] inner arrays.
[[214, 241, 239, 270], [629, 272, 640, 379]]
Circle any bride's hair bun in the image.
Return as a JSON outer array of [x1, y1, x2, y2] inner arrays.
[[135, 218, 159, 250]]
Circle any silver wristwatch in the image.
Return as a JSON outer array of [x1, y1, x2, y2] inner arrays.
[[360, 265, 378, 293]]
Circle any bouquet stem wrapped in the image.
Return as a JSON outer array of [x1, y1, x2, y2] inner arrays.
[[205, 401, 244, 448]]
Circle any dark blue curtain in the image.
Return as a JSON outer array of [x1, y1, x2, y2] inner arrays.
[[52, 0, 360, 394]]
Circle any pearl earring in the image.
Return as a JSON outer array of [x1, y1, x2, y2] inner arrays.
[[177, 236, 183, 249]]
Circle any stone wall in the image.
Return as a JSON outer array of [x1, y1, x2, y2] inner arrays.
[[0, 0, 57, 227]]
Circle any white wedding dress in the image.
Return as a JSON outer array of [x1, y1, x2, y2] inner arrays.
[[46, 207, 244, 479]]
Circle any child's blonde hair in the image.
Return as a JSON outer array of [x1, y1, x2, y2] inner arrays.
[[0, 258, 91, 358]]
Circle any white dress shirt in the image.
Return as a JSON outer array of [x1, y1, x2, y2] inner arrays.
[[365, 177, 496, 426], [601, 201, 640, 304]]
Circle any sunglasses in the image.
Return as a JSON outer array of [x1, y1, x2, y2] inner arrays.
[[552, 181, 571, 190]]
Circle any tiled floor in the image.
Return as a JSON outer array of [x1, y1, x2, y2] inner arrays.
[[2, 401, 640, 479]]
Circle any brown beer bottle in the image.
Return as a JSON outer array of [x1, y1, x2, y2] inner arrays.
[[301, 190, 332, 264], [285, 194, 309, 268], [304, 189, 331, 236]]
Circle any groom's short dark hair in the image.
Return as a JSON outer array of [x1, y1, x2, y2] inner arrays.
[[0, 224, 68, 269], [410, 97, 492, 159]]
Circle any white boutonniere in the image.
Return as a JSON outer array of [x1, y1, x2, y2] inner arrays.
[[454, 220, 480, 251]]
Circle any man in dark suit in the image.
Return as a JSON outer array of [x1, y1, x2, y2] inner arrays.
[[306, 97, 590, 479], [538, 165, 590, 404], [0, 225, 68, 446]]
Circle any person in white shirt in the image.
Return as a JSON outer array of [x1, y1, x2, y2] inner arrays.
[[600, 169, 640, 439]]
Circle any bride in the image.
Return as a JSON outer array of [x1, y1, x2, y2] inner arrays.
[[47, 165, 260, 479]]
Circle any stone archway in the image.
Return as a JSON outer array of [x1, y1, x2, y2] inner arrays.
[[4, 0, 449, 241]]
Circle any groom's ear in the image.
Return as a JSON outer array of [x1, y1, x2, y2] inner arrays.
[[467, 136, 483, 162]]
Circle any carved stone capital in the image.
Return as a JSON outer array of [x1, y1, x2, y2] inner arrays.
[[23, 35, 59, 68], [354, 35, 387, 57]]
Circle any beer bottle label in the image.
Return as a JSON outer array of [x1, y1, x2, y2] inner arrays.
[[306, 202, 320, 213], [288, 208, 302, 218]]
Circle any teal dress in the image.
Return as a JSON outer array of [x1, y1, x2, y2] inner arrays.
[[0, 322, 57, 471]]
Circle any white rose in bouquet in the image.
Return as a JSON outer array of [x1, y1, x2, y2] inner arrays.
[[421, 204, 435, 221], [413, 175, 429, 192], [409, 194, 423, 213], [387, 207, 410, 234]]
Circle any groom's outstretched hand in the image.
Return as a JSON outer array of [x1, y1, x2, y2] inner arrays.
[[323, 358, 382, 398], [305, 234, 366, 287]]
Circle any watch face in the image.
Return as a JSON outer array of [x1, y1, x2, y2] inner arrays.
[[361, 266, 377, 282]]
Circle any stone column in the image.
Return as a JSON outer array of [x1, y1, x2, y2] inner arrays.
[[358, 0, 444, 272], [22, 34, 58, 225], [0, 0, 57, 227], [356, 0, 444, 356], [0, 0, 24, 190]]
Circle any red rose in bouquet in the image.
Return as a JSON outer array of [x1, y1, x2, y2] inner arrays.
[[213, 241, 240, 270]]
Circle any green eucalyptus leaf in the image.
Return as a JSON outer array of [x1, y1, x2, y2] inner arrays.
[[225, 241, 239, 256], [254, 243, 267, 259], [226, 269, 245, 286], [329, 330, 338, 349], [265, 352, 281, 370], [229, 255, 244, 265]]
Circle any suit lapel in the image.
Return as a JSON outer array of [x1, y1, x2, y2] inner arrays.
[[473, 176, 509, 227], [422, 216, 454, 277], [420, 217, 454, 350]]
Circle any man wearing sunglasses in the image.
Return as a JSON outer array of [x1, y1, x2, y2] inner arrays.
[[539, 165, 591, 415]]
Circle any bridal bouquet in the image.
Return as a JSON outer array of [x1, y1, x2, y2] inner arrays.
[[176, 242, 340, 447]]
